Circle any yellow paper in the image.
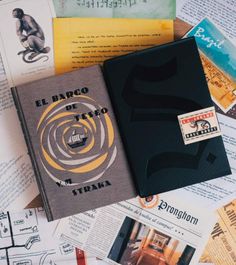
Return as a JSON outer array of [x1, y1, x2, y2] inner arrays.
[[53, 18, 173, 74], [200, 199, 236, 265]]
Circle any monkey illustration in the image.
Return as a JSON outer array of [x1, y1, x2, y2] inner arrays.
[[190, 119, 211, 132], [12, 8, 50, 63]]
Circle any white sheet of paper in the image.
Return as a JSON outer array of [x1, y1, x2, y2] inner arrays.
[[0, 0, 56, 86], [177, 0, 236, 44], [0, 208, 98, 265], [55, 194, 217, 265], [0, 0, 56, 211], [0, 54, 39, 211]]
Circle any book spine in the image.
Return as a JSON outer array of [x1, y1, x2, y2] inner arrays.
[[11, 87, 53, 221]]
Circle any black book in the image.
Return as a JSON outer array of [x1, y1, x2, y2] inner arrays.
[[12, 37, 231, 220], [103, 37, 231, 197]]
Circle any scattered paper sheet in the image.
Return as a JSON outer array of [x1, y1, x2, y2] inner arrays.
[[0, 0, 56, 211], [177, 0, 236, 44], [53, 18, 174, 74], [54, 193, 217, 265], [199, 198, 236, 265], [0, 54, 39, 212], [0, 208, 98, 265], [0, 0, 56, 86], [53, 0, 176, 19]]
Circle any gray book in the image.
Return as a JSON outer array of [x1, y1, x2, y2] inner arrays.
[[12, 65, 136, 221]]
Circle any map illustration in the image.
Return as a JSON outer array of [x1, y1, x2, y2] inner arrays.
[[0, 208, 79, 265]]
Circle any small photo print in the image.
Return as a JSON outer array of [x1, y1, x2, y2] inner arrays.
[[108, 217, 196, 265]]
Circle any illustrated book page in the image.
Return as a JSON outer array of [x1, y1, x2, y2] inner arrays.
[[0, 0, 56, 86], [0, 0, 56, 211]]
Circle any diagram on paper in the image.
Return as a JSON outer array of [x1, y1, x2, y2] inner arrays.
[[0, 208, 76, 265]]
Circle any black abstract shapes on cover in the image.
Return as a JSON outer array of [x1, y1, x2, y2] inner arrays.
[[122, 58, 203, 120], [147, 141, 209, 178], [122, 58, 210, 178]]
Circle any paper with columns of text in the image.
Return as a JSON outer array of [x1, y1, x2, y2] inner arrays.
[[199, 197, 236, 265], [54, 193, 217, 265]]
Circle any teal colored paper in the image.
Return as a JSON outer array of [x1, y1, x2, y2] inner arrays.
[[53, 0, 176, 19], [186, 18, 236, 82]]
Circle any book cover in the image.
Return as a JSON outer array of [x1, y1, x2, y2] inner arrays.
[[103, 37, 231, 197], [12, 38, 231, 220], [12, 65, 136, 221]]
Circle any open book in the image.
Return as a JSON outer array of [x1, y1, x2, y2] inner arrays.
[[11, 38, 231, 221]]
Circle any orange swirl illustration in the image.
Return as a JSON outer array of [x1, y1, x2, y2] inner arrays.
[[37, 96, 117, 186]]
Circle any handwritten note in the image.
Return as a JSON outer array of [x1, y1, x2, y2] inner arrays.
[[53, 0, 176, 19]]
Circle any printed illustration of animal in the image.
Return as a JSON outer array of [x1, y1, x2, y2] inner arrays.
[[12, 8, 50, 63], [190, 119, 211, 132]]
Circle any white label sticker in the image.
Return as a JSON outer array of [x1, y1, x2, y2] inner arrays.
[[178, 107, 221, 145]]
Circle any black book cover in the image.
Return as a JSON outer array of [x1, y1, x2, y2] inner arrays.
[[103, 37, 231, 197]]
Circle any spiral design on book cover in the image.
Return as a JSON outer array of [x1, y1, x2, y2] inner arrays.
[[37, 95, 117, 186]]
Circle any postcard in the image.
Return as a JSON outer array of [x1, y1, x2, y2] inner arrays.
[[53, 0, 176, 19], [185, 18, 236, 115]]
